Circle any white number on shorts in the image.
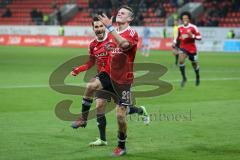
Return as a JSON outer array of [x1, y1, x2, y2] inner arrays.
[[122, 91, 130, 100]]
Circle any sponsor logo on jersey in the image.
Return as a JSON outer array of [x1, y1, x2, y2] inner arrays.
[[95, 52, 108, 57]]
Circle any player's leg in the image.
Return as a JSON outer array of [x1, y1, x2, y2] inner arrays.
[[72, 78, 103, 128], [189, 54, 200, 86], [178, 50, 188, 87], [127, 105, 150, 125], [89, 98, 108, 146], [112, 83, 131, 156], [112, 105, 127, 156], [126, 91, 149, 124], [174, 42, 180, 65]]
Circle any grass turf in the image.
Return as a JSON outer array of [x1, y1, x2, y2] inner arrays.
[[0, 46, 240, 160]]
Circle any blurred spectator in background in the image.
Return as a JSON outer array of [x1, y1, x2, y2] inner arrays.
[[163, 27, 167, 38], [37, 9, 43, 25], [141, 27, 151, 57], [43, 13, 49, 25], [58, 25, 65, 36], [231, 0, 240, 12], [155, 3, 165, 17], [172, 12, 178, 21], [51, 0, 58, 9], [55, 7, 62, 25], [133, 12, 144, 26], [30, 8, 38, 24], [2, 8, 12, 17], [227, 30, 235, 39], [30, 9, 43, 25], [110, 0, 119, 11]]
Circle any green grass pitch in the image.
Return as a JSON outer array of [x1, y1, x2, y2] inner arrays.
[[0, 46, 240, 160]]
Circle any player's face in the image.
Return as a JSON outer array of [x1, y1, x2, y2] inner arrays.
[[116, 8, 133, 24], [182, 15, 190, 26], [93, 21, 106, 40]]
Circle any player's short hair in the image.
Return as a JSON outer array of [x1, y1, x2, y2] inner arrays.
[[180, 11, 191, 20], [91, 16, 100, 26], [118, 5, 135, 19]]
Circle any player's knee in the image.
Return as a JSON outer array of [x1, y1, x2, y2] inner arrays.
[[96, 101, 105, 114], [117, 112, 126, 123], [179, 60, 184, 65], [86, 82, 96, 91], [191, 62, 197, 67]]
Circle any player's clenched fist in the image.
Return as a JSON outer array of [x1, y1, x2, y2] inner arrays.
[[71, 66, 86, 76]]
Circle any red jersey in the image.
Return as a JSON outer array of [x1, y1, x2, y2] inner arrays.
[[109, 26, 138, 84], [175, 23, 201, 54], [77, 33, 116, 74]]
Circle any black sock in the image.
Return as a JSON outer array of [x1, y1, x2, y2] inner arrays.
[[179, 64, 186, 80], [175, 54, 179, 65], [81, 98, 93, 121], [127, 105, 143, 115], [118, 131, 127, 149], [194, 66, 200, 78], [97, 114, 106, 141]]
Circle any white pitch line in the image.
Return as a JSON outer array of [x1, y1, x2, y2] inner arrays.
[[167, 77, 240, 83], [0, 77, 240, 89], [0, 83, 86, 89]]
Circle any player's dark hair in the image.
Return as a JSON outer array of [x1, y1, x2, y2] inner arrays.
[[180, 11, 191, 20], [118, 5, 135, 19], [92, 16, 100, 26]]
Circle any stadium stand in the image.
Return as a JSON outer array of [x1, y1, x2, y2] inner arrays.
[[0, 0, 239, 27], [0, 0, 69, 25]]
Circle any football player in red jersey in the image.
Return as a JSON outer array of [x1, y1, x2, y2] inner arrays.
[[71, 17, 149, 147], [98, 5, 139, 156], [173, 11, 202, 87]]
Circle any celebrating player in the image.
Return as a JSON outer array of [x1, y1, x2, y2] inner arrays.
[[98, 5, 140, 156], [173, 11, 202, 87], [71, 16, 149, 147]]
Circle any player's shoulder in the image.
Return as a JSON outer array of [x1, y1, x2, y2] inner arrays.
[[89, 38, 97, 46], [189, 23, 199, 31], [88, 38, 98, 51], [120, 26, 138, 37], [189, 23, 198, 27], [128, 26, 138, 37]]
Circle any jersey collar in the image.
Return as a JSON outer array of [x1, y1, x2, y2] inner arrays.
[[116, 25, 130, 34], [182, 23, 192, 28]]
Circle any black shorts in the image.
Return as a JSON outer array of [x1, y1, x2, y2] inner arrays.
[[95, 90, 112, 102], [95, 72, 132, 106], [179, 48, 198, 62]]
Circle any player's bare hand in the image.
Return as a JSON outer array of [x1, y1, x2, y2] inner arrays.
[[71, 67, 78, 76], [98, 13, 113, 27], [71, 71, 77, 76]]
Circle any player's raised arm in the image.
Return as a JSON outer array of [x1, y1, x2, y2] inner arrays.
[[98, 14, 130, 49], [98, 6, 136, 51]]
